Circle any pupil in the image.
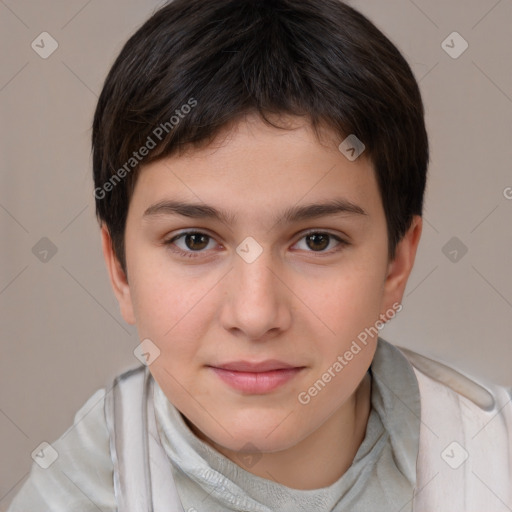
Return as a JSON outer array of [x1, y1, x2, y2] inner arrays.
[[186, 233, 209, 250], [307, 233, 329, 251]]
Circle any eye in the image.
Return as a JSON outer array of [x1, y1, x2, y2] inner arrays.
[[164, 230, 348, 259], [293, 231, 347, 254], [164, 231, 218, 258]]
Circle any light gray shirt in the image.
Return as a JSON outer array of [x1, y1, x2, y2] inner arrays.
[[7, 339, 420, 511]]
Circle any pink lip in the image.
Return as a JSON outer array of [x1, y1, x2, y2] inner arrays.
[[208, 360, 305, 393], [213, 360, 298, 372]]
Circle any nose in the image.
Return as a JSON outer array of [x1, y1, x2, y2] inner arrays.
[[219, 245, 292, 341]]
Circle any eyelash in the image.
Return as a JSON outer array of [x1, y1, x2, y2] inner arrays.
[[163, 230, 349, 259]]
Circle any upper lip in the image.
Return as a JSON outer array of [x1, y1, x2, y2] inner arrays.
[[210, 360, 302, 372]]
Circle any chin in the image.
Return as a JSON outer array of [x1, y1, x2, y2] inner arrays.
[[190, 409, 306, 454]]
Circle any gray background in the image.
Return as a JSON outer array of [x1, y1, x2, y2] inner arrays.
[[1, 0, 511, 508]]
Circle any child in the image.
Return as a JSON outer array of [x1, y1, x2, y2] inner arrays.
[[8, 0, 511, 510]]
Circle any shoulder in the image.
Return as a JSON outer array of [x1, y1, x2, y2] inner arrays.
[[7, 385, 117, 511], [397, 346, 512, 511], [397, 345, 512, 413]]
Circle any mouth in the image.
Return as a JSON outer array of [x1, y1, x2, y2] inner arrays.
[[207, 360, 306, 394]]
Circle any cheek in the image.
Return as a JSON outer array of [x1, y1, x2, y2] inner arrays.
[[130, 268, 210, 406], [130, 248, 206, 330], [311, 261, 385, 343], [128, 262, 213, 368], [296, 268, 383, 419]]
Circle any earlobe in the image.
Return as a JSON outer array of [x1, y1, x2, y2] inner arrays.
[[100, 224, 136, 325], [382, 216, 423, 312]]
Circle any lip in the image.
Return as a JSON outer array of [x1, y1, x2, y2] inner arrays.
[[212, 360, 299, 372], [208, 360, 305, 394]]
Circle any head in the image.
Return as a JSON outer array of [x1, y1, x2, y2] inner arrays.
[[93, 0, 427, 458]]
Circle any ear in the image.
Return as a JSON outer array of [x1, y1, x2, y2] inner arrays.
[[100, 224, 136, 325], [381, 215, 423, 315]]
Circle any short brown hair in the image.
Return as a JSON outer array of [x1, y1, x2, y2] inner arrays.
[[92, 0, 429, 275]]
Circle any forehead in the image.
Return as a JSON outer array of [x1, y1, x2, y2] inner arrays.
[[129, 114, 382, 224]]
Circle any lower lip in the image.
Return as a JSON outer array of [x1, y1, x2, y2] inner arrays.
[[210, 367, 303, 393]]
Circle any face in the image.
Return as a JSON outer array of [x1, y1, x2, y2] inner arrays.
[[102, 114, 421, 458]]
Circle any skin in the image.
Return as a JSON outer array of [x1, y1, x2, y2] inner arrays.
[[101, 114, 422, 490]]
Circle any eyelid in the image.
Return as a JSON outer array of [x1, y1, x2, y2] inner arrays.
[[298, 228, 347, 240]]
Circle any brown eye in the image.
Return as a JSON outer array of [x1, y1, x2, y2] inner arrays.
[[165, 231, 217, 258], [293, 231, 347, 254], [183, 233, 210, 251], [305, 233, 330, 251]]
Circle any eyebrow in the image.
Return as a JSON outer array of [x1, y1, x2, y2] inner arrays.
[[143, 198, 367, 225]]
